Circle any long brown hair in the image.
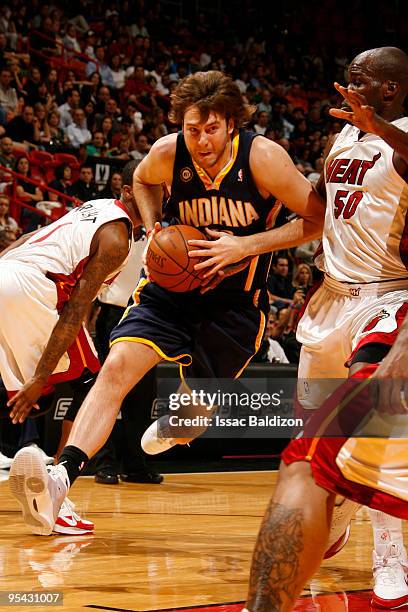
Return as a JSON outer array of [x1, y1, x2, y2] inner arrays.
[[169, 70, 256, 127]]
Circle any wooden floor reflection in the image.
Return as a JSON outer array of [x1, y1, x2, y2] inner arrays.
[[0, 470, 394, 611]]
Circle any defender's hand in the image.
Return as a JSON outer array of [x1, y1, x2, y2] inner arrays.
[[8, 377, 46, 424], [329, 82, 384, 134]]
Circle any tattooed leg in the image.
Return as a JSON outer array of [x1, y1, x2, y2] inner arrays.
[[246, 460, 336, 611]]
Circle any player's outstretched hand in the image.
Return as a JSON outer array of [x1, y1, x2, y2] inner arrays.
[[371, 344, 408, 415], [7, 377, 45, 424], [142, 222, 161, 279], [188, 228, 248, 277], [329, 82, 385, 134]]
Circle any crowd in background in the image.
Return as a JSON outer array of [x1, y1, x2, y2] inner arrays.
[[0, 0, 406, 364]]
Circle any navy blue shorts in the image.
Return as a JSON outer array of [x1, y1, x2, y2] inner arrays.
[[110, 279, 268, 378]]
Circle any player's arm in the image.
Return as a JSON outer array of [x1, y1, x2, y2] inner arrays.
[[8, 221, 130, 423], [189, 138, 325, 273], [329, 82, 408, 175], [133, 133, 176, 232]]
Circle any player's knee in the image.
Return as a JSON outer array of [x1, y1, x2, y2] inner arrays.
[[100, 347, 128, 379], [277, 459, 333, 509], [277, 459, 314, 488]]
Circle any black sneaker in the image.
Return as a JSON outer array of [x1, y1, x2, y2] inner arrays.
[[95, 470, 119, 485], [120, 470, 163, 484]]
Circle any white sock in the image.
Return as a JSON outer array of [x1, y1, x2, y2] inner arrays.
[[369, 509, 406, 558]]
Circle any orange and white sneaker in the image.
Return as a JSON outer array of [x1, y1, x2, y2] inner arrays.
[[53, 498, 94, 535]]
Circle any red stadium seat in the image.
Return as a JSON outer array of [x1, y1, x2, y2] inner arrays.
[[28, 150, 54, 166], [53, 153, 80, 169], [43, 161, 57, 183]]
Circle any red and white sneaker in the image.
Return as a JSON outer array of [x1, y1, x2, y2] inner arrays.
[[53, 498, 94, 535], [324, 497, 360, 559], [372, 543, 408, 609]]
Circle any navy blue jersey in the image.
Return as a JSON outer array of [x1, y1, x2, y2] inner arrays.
[[164, 130, 281, 292]]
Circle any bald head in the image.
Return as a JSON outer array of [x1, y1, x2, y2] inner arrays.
[[351, 47, 408, 93]]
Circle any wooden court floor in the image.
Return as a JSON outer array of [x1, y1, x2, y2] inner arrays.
[[0, 470, 399, 612]]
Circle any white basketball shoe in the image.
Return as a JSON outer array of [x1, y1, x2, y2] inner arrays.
[[9, 446, 69, 535], [372, 543, 408, 609], [142, 415, 190, 455]]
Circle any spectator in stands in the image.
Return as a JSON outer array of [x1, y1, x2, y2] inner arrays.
[[100, 171, 122, 199], [46, 110, 69, 152], [31, 80, 53, 110], [68, 164, 98, 201], [23, 66, 43, 103], [62, 24, 81, 56], [86, 131, 107, 157], [58, 88, 81, 130], [95, 98, 121, 134], [0, 135, 16, 173], [267, 255, 295, 308], [108, 135, 132, 160], [111, 117, 136, 151], [124, 65, 153, 101], [86, 46, 114, 88], [257, 89, 272, 115], [265, 308, 289, 364], [0, 194, 19, 234], [33, 102, 51, 145], [29, 16, 59, 71], [292, 262, 313, 297], [130, 15, 149, 39], [94, 85, 111, 114], [110, 54, 126, 91], [15, 156, 44, 231], [124, 99, 144, 133], [100, 116, 114, 148], [253, 111, 270, 135], [80, 72, 102, 106], [0, 225, 16, 250], [44, 68, 60, 103], [6, 105, 40, 149], [130, 132, 150, 162], [7, 57, 25, 100], [109, 32, 133, 69], [66, 107, 92, 149], [84, 30, 97, 59], [48, 163, 72, 201], [0, 67, 19, 115]]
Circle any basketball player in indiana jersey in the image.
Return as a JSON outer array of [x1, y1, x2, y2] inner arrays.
[[9, 71, 324, 536], [204, 47, 408, 611], [6, 161, 141, 535]]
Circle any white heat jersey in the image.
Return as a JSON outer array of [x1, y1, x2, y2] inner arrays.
[[315, 117, 408, 283], [2, 198, 132, 309]]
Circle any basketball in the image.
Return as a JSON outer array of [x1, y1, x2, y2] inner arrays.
[[146, 225, 207, 292]]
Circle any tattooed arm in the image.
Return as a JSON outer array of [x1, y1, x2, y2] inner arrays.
[[246, 502, 304, 611], [8, 220, 130, 423]]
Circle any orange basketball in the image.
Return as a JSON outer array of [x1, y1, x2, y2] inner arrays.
[[146, 225, 207, 292]]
